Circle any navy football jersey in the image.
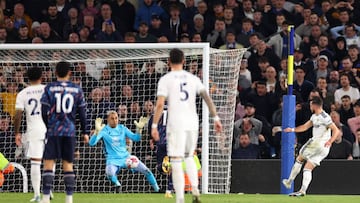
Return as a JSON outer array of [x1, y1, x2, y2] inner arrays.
[[41, 81, 88, 137]]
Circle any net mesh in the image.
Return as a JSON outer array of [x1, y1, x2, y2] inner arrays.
[[0, 45, 245, 194]]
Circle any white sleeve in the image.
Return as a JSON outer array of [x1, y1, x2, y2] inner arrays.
[[15, 91, 25, 110], [157, 77, 168, 97], [195, 77, 206, 95]]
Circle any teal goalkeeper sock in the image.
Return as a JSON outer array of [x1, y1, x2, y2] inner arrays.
[[145, 170, 159, 191], [108, 175, 121, 186]]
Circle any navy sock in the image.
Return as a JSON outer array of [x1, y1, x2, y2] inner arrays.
[[43, 170, 54, 195], [64, 171, 75, 196]]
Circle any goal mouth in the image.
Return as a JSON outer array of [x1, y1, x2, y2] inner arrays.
[[0, 43, 246, 194]]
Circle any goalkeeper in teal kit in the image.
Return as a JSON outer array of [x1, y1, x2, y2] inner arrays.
[[89, 110, 159, 192]]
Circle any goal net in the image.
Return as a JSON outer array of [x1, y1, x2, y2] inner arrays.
[[0, 43, 245, 194]]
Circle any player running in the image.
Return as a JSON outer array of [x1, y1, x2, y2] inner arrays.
[[282, 96, 340, 196], [89, 111, 159, 192]]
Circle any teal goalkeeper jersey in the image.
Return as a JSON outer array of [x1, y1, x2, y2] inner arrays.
[[89, 124, 141, 166]]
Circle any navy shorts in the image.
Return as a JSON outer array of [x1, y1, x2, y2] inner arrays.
[[43, 136, 76, 163]]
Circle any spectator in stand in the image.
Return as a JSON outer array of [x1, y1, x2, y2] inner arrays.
[[82, 14, 99, 41], [111, 0, 136, 34], [334, 36, 348, 70], [236, 18, 254, 48], [87, 87, 116, 126], [311, 55, 331, 85], [207, 18, 226, 49], [316, 77, 334, 113], [252, 9, 272, 38], [348, 45, 360, 69], [327, 120, 353, 160], [12, 24, 31, 43], [134, 0, 166, 31], [3, 18, 16, 42], [129, 101, 141, 121], [31, 21, 42, 38], [142, 99, 154, 118], [68, 32, 80, 43], [330, 110, 354, 144], [232, 133, 261, 159], [223, 7, 241, 36], [353, 128, 360, 159], [180, 33, 190, 42], [247, 41, 280, 82], [339, 56, 357, 86], [63, 7, 82, 41], [196, 1, 211, 30], [81, 0, 99, 19], [334, 73, 360, 109], [39, 22, 62, 42], [267, 20, 302, 59], [294, 66, 315, 102], [0, 81, 18, 120], [96, 20, 123, 42], [181, 0, 197, 28], [135, 22, 157, 43], [318, 34, 335, 65], [219, 29, 243, 50], [74, 61, 98, 97], [0, 113, 14, 159], [55, 0, 73, 20], [224, 0, 240, 21], [266, 0, 294, 30], [331, 23, 360, 48], [10, 3, 32, 35], [99, 3, 127, 37], [43, 4, 65, 39], [303, 44, 320, 78], [246, 81, 277, 126], [164, 5, 186, 42], [98, 66, 115, 87], [123, 32, 136, 43], [190, 14, 208, 41], [191, 33, 202, 42], [239, 58, 251, 83], [148, 14, 172, 41], [118, 104, 132, 127], [338, 95, 355, 127], [263, 66, 280, 94], [118, 84, 136, 108], [208, 1, 224, 30], [77, 26, 92, 42], [239, 0, 254, 21]]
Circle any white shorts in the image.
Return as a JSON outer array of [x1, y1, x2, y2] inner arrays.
[[167, 130, 198, 157], [23, 138, 45, 159], [299, 138, 329, 166]]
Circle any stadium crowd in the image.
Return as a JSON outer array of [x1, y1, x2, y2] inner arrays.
[[1, 0, 360, 168]]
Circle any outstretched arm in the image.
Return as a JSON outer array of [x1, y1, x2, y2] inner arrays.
[[325, 123, 341, 147], [14, 110, 23, 147], [284, 120, 313, 133]]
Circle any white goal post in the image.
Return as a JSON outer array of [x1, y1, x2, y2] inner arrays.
[[0, 43, 245, 194]]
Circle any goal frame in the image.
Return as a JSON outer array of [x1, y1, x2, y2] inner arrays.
[[0, 43, 213, 194]]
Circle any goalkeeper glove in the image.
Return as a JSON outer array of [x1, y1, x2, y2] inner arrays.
[[94, 118, 105, 135], [134, 116, 149, 135]]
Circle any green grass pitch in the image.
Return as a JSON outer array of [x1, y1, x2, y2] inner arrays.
[[1, 193, 359, 203]]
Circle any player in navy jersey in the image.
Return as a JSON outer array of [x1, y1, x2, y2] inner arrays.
[[40, 61, 89, 203], [148, 105, 174, 198]]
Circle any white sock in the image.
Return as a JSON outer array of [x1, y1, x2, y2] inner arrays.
[[171, 159, 184, 203], [65, 195, 73, 203], [301, 169, 312, 193], [184, 156, 199, 196], [31, 160, 41, 197], [288, 161, 303, 182]]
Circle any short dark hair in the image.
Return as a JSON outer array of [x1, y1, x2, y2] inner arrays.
[[27, 66, 43, 81], [169, 48, 184, 64], [56, 61, 71, 78], [310, 96, 323, 106]]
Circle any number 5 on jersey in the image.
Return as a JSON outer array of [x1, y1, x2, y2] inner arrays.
[[180, 82, 189, 101]]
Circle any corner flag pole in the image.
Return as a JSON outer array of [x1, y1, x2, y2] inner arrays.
[[280, 25, 296, 194]]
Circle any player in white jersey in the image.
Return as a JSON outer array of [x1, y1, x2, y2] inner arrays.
[[282, 96, 340, 196], [14, 67, 46, 202], [151, 48, 222, 203]]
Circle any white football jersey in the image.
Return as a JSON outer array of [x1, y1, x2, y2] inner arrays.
[[15, 84, 46, 140], [157, 70, 205, 132], [310, 111, 333, 143]]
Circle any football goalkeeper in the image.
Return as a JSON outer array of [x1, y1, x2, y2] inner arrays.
[[88, 110, 159, 192], [0, 152, 15, 188]]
